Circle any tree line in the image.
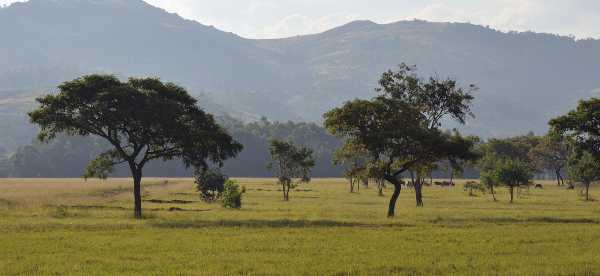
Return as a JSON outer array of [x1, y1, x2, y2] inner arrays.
[[13, 64, 600, 219]]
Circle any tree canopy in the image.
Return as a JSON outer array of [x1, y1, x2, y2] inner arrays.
[[324, 64, 478, 217], [28, 75, 242, 218], [267, 139, 315, 201]]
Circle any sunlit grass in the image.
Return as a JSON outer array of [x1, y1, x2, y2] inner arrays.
[[0, 178, 599, 275]]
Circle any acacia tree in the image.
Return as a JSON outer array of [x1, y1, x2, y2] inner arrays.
[[29, 75, 242, 219], [528, 132, 569, 186], [324, 64, 478, 217], [567, 150, 600, 201], [267, 139, 315, 201]]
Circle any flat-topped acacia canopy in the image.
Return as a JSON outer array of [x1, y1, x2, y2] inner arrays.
[[29, 74, 243, 219]]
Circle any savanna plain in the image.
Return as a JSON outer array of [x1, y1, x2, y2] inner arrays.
[[0, 178, 599, 275]]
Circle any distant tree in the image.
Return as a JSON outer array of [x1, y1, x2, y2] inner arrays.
[[28, 75, 242, 219], [528, 132, 570, 186], [480, 170, 499, 201], [324, 64, 478, 217], [333, 142, 369, 193], [464, 181, 486, 197], [567, 150, 600, 201], [267, 139, 315, 201], [494, 159, 534, 203], [194, 168, 228, 202]]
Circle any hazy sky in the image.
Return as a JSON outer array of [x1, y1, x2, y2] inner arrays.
[[2, 0, 599, 39]]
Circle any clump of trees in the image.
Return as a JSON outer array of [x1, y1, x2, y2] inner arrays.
[[551, 98, 600, 201], [324, 64, 478, 217], [267, 139, 315, 201], [29, 75, 243, 219]]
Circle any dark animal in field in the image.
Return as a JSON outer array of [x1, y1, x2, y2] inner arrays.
[[567, 185, 575, 190], [535, 184, 543, 189], [434, 181, 453, 187]]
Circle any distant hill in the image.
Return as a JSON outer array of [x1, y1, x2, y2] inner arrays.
[[1, 0, 600, 151]]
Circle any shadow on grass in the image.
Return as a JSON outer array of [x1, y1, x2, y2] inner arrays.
[[143, 199, 196, 204], [431, 216, 599, 225], [150, 219, 400, 229], [66, 205, 211, 213]]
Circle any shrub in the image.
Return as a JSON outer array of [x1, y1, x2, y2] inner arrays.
[[222, 180, 242, 209], [194, 169, 228, 202], [464, 181, 486, 196]]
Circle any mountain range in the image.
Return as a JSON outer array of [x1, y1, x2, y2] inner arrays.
[[1, 0, 599, 152]]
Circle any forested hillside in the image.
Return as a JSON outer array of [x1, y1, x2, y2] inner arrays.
[[1, 0, 599, 176], [0, 117, 342, 177]]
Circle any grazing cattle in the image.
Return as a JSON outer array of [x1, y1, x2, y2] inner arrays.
[[535, 184, 543, 189]]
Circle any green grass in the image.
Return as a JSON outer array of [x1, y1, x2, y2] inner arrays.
[[1, 178, 599, 275]]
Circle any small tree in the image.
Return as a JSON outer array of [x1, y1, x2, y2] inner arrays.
[[495, 159, 534, 203], [267, 139, 315, 201], [480, 170, 499, 201], [464, 181, 486, 197], [221, 180, 243, 208], [194, 168, 228, 202], [333, 142, 369, 193], [29, 75, 242, 219], [567, 150, 600, 201]]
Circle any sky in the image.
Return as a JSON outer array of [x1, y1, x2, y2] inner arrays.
[[1, 0, 599, 39]]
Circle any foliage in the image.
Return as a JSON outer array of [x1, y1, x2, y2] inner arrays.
[[221, 180, 242, 209], [494, 159, 535, 203], [267, 139, 315, 201], [324, 63, 478, 216], [550, 98, 600, 160], [567, 150, 600, 201], [194, 168, 228, 202], [333, 142, 370, 192], [528, 132, 570, 185], [464, 181, 486, 196], [28, 75, 242, 218], [0, 117, 343, 178]]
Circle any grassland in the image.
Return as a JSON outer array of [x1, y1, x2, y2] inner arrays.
[[0, 178, 599, 275]]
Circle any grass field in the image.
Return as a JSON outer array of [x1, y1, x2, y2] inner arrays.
[[0, 178, 599, 275]]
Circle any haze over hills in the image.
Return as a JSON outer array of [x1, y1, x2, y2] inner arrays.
[[1, 0, 600, 151]]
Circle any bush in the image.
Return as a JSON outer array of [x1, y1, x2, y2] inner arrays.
[[194, 169, 228, 202], [222, 180, 242, 209]]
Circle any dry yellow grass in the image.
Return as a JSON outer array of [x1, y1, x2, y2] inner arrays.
[[0, 177, 599, 275]]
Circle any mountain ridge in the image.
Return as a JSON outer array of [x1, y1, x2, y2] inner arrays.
[[0, 0, 599, 151]]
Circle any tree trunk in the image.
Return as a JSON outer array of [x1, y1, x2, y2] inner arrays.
[[490, 185, 497, 202], [132, 169, 143, 219], [556, 170, 562, 186], [585, 183, 590, 201], [378, 180, 384, 196], [415, 177, 424, 207], [386, 176, 402, 218], [509, 186, 514, 203], [350, 179, 355, 193], [449, 169, 454, 185], [282, 182, 289, 201]]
